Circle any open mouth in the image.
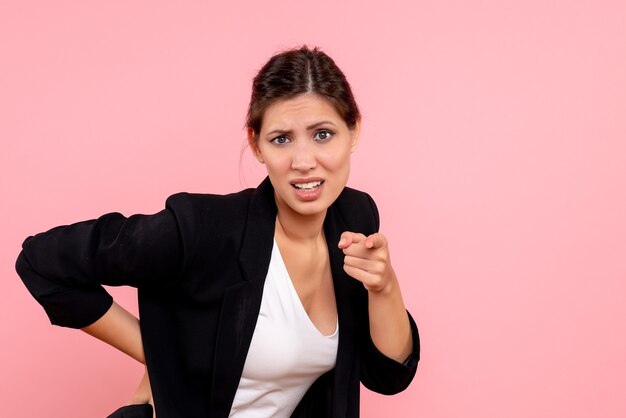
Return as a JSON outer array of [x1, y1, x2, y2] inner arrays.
[[291, 180, 324, 192]]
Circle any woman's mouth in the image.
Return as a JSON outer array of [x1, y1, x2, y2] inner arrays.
[[291, 180, 325, 201], [292, 180, 324, 192]]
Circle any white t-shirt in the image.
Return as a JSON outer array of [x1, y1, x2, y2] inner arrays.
[[229, 240, 339, 418]]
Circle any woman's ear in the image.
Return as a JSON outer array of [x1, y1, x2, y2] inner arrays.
[[350, 117, 362, 153], [247, 128, 265, 164]]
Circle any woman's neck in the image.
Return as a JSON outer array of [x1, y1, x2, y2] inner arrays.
[[275, 206, 326, 243]]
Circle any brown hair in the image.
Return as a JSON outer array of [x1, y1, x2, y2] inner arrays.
[[246, 46, 360, 136]]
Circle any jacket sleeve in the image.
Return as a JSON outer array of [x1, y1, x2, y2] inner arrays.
[[15, 203, 183, 329], [360, 310, 420, 394], [358, 192, 420, 394]]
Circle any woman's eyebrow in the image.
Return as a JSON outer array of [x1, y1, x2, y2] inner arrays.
[[266, 128, 292, 137], [306, 121, 337, 130], [266, 121, 337, 137]]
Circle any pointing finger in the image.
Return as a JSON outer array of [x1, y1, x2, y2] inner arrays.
[[338, 231, 367, 249]]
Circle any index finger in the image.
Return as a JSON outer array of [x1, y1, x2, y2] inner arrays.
[[338, 231, 367, 249]]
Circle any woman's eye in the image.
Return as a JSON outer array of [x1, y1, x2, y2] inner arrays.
[[271, 136, 290, 145], [314, 130, 334, 142]]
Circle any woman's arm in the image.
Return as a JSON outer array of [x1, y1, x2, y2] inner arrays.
[[82, 302, 155, 415], [339, 232, 413, 362], [366, 272, 413, 362], [81, 301, 145, 364], [340, 231, 419, 394], [15, 203, 186, 418]]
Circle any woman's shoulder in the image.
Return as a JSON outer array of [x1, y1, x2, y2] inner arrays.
[[337, 186, 376, 205], [160, 188, 257, 237], [165, 187, 256, 213], [333, 186, 380, 233]]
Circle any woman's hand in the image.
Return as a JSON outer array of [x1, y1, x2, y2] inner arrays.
[[128, 367, 155, 417], [338, 231, 397, 294]]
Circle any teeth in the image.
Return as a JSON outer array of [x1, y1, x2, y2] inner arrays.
[[293, 181, 322, 190]]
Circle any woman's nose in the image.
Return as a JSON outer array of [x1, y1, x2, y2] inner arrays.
[[291, 142, 317, 172]]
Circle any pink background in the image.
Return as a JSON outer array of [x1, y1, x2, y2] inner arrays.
[[1, 1, 625, 417]]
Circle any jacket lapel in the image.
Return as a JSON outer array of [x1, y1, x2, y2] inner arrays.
[[324, 203, 360, 418], [210, 177, 277, 417]]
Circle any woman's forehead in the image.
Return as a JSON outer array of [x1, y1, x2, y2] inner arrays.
[[261, 94, 344, 132]]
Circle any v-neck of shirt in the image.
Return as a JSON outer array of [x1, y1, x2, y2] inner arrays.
[[272, 239, 338, 338]]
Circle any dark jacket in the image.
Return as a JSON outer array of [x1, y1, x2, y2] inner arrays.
[[16, 177, 419, 417]]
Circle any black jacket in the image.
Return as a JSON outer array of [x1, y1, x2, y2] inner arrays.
[[16, 177, 419, 417]]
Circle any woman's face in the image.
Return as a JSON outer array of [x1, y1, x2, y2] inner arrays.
[[249, 94, 360, 218]]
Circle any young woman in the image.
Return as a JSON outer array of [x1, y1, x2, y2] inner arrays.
[[16, 46, 420, 418]]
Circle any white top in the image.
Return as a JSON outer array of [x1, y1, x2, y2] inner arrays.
[[229, 240, 339, 418]]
